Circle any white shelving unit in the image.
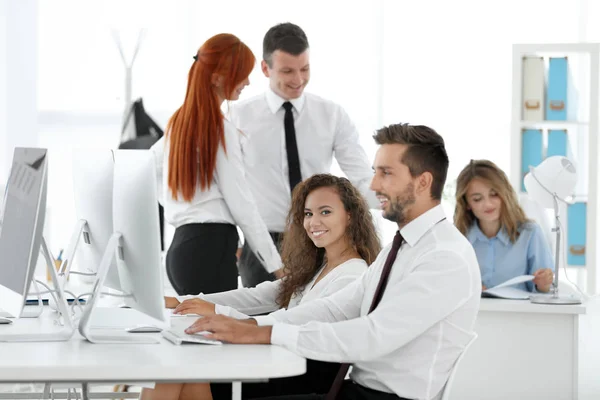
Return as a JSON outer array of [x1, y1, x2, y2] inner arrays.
[[510, 43, 600, 295]]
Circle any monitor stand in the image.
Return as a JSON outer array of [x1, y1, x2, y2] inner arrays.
[[58, 218, 122, 291], [0, 278, 44, 319], [56, 218, 88, 284], [0, 237, 75, 342], [78, 232, 158, 344]]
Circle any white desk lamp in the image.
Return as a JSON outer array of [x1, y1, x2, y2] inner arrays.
[[524, 156, 581, 305]]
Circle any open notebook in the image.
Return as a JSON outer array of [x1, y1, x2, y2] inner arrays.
[[482, 275, 534, 300]]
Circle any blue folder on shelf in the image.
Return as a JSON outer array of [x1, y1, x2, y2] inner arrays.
[[546, 57, 568, 121], [547, 129, 568, 157], [521, 129, 543, 191], [567, 202, 586, 266]]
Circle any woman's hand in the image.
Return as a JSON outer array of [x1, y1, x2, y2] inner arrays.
[[185, 315, 271, 344], [273, 268, 285, 279], [533, 268, 554, 292], [174, 298, 216, 316], [164, 296, 180, 309]]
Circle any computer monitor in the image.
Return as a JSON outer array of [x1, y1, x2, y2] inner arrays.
[[61, 149, 121, 290], [78, 149, 167, 343], [0, 147, 74, 341], [0, 148, 48, 317]]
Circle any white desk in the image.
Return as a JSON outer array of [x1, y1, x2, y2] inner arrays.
[[452, 297, 600, 400], [0, 309, 306, 400]]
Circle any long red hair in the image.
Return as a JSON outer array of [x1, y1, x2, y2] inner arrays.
[[166, 33, 255, 201]]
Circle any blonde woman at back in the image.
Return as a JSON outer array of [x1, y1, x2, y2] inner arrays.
[[454, 160, 554, 292]]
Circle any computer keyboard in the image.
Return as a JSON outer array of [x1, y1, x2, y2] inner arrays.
[[0, 306, 43, 318], [162, 328, 222, 345]]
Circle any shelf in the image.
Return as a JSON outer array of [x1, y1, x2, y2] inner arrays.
[[511, 43, 600, 294], [515, 43, 600, 56], [519, 121, 588, 129]]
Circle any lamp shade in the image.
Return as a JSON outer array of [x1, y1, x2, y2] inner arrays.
[[523, 156, 577, 208]]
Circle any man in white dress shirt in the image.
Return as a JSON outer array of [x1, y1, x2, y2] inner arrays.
[[230, 22, 377, 288], [186, 123, 481, 400]]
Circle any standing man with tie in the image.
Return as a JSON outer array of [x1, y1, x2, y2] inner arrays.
[[230, 22, 378, 288], [187, 123, 482, 400]]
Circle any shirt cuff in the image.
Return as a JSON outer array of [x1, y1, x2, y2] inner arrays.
[[260, 253, 282, 273], [265, 265, 279, 274], [216, 305, 251, 320], [254, 315, 278, 326], [215, 304, 231, 316], [271, 323, 300, 351], [175, 294, 202, 303]]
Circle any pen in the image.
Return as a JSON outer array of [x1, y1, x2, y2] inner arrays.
[[57, 249, 64, 262]]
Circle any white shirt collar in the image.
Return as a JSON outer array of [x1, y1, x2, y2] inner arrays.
[[400, 204, 447, 248], [265, 86, 306, 114]]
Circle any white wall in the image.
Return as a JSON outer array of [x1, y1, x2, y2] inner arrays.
[[0, 0, 37, 183], [1, 0, 596, 281], [0, 1, 6, 182]]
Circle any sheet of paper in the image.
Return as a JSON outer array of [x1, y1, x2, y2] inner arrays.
[[483, 286, 532, 300], [492, 275, 535, 290]]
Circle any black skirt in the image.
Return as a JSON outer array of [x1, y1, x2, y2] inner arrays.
[[210, 359, 341, 400], [166, 223, 239, 295]]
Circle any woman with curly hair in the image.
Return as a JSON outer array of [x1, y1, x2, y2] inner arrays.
[[153, 173, 381, 400]]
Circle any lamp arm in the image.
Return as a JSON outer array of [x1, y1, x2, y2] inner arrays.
[[552, 194, 561, 298]]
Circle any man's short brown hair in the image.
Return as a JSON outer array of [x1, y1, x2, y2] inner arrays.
[[373, 123, 449, 200]]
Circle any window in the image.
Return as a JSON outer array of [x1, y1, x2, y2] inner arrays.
[[35, 0, 586, 252]]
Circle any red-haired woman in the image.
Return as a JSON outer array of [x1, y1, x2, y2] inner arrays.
[[151, 34, 281, 297]]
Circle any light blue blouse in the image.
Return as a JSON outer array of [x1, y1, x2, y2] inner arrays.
[[467, 221, 554, 291]]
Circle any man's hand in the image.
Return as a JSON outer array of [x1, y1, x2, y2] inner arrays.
[[185, 315, 271, 344], [533, 268, 554, 292], [174, 298, 216, 316], [164, 296, 180, 309]]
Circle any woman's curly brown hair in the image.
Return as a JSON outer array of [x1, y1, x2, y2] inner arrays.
[[276, 174, 381, 307]]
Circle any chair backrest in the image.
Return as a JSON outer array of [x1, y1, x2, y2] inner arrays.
[[439, 333, 478, 400]]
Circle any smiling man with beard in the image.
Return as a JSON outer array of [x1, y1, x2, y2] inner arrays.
[[187, 123, 481, 400]]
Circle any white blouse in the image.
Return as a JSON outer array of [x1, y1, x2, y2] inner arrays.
[[176, 258, 367, 320], [150, 119, 281, 273]]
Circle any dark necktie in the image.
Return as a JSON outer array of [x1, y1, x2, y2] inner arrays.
[[325, 231, 405, 400], [283, 101, 302, 192]]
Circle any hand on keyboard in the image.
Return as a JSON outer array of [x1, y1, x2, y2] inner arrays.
[[173, 298, 216, 316]]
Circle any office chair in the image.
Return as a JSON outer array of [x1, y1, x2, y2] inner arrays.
[[440, 333, 478, 400]]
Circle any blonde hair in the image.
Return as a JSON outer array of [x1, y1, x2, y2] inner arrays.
[[454, 160, 530, 243]]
